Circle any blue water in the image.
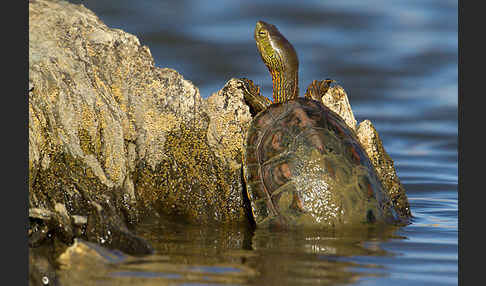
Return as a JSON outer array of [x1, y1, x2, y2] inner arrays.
[[66, 0, 458, 285]]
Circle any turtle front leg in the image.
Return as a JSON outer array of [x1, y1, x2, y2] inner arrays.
[[238, 78, 272, 116], [304, 79, 336, 102]]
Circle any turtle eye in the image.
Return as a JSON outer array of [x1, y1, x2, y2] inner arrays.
[[258, 30, 267, 36]]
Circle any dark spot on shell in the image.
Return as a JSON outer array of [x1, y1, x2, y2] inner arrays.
[[293, 108, 315, 128], [259, 129, 291, 162]]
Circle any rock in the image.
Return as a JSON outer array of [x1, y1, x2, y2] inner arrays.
[[320, 84, 358, 130], [28, 0, 182, 254], [29, 208, 55, 221], [133, 77, 252, 225], [206, 79, 253, 168], [357, 120, 411, 219], [58, 238, 128, 267], [29, 0, 252, 259], [72, 215, 87, 226], [55, 238, 127, 284]]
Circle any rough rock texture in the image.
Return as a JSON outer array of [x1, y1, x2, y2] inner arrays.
[[29, 0, 161, 256], [206, 79, 253, 168], [357, 120, 411, 219], [135, 78, 252, 225], [29, 0, 252, 260], [319, 84, 358, 131], [29, 1, 410, 274]]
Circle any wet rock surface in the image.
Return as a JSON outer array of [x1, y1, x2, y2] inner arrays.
[[29, 0, 251, 260], [29, 0, 410, 282]]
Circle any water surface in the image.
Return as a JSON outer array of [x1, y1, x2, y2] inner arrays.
[[65, 0, 458, 285]]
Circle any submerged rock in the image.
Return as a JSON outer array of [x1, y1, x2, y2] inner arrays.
[[54, 238, 130, 285]]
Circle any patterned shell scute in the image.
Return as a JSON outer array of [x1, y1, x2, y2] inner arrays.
[[243, 97, 398, 228]]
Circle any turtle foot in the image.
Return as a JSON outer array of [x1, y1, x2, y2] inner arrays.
[[304, 79, 336, 102], [238, 78, 272, 115]]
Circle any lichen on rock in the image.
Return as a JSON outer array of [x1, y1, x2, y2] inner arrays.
[[29, 0, 155, 255], [28, 0, 252, 258], [206, 78, 253, 169]]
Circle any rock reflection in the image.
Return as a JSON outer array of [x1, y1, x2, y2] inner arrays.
[[55, 218, 404, 285]]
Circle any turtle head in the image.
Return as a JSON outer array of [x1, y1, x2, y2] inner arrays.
[[255, 21, 299, 103]]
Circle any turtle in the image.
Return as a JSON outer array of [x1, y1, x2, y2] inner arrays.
[[239, 20, 403, 229]]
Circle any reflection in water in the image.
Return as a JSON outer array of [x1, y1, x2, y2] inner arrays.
[[247, 226, 399, 285], [57, 218, 406, 285]]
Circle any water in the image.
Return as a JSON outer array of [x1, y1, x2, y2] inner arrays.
[[65, 0, 458, 285]]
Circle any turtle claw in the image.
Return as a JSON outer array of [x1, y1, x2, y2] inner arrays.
[[238, 78, 261, 97], [238, 78, 272, 115], [304, 79, 336, 102]]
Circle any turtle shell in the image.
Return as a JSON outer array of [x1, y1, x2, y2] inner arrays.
[[243, 97, 399, 228]]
